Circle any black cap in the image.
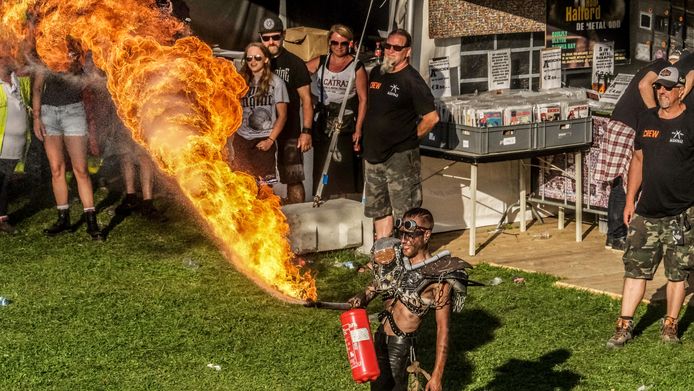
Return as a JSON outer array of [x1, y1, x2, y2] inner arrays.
[[258, 15, 284, 34]]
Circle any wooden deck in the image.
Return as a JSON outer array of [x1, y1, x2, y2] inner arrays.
[[430, 217, 694, 305]]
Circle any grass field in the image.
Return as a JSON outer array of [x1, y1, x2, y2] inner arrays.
[[1, 189, 693, 390]]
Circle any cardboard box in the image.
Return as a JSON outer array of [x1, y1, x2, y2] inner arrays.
[[283, 27, 329, 62]]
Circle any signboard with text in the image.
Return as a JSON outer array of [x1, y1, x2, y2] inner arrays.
[[429, 57, 452, 98], [540, 47, 562, 90], [487, 49, 511, 91], [545, 0, 629, 69]]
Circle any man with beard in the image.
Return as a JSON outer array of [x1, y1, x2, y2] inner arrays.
[[606, 66, 694, 348], [348, 207, 468, 391], [259, 15, 313, 204], [595, 55, 671, 251], [362, 29, 439, 239]]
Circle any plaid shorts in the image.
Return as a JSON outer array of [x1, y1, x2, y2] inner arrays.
[[622, 207, 694, 281]]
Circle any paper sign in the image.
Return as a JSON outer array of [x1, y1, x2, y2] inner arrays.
[[592, 42, 614, 91], [599, 73, 634, 104], [488, 49, 511, 91], [540, 47, 562, 90], [429, 57, 451, 98]]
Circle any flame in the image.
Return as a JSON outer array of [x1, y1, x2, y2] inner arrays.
[[2, 0, 317, 302]]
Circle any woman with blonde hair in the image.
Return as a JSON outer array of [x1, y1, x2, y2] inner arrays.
[[228, 42, 288, 182], [306, 23, 367, 198]]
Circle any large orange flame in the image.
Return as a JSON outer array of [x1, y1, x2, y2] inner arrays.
[[1, 0, 317, 302]]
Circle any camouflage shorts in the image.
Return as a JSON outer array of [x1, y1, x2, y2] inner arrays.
[[363, 148, 422, 219], [622, 207, 694, 281]]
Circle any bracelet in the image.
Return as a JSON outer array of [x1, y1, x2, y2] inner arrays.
[[267, 136, 275, 142], [301, 127, 312, 134]]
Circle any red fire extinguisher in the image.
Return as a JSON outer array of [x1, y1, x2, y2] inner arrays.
[[340, 308, 380, 383]]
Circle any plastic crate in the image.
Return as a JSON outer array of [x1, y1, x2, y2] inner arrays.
[[420, 122, 451, 149], [449, 124, 534, 155], [536, 117, 592, 150]]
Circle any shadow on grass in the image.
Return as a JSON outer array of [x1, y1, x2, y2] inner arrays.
[[474, 349, 582, 391], [415, 308, 501, 390], [8, 191, 53, 225], [636, 272, 694, 338]]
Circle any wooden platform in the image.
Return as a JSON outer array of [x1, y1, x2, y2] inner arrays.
[[430, 217, 694, 305]]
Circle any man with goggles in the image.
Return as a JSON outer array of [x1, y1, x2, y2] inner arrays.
[[361, 29, 439, 240], [607, 66, 694, 348], [258, 15, 313, 204], [349, 208, 473, 391]]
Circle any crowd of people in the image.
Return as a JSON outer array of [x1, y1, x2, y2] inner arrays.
[[5, 4, 692, 389]]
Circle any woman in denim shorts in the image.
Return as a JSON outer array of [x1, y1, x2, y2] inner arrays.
[[32, 66, 102, 240]]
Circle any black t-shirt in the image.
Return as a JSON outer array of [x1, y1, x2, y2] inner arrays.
[[634, 108, 694, 217], [611, 59, 669, 129], [42, 73, 83, 107], [270, 48, 311, 140], [676, 53, 694, 109], [363, 65, 435, 163]]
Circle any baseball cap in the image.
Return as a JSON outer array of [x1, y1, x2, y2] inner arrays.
[[654, 66, 684, 88], [668, 49, 683, 62], [258, 15, 284, 34]]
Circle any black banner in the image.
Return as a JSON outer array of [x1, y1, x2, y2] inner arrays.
[[545, 0, 629, 69]]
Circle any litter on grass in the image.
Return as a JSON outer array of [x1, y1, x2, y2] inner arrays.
[[207, 363, 222, 371]]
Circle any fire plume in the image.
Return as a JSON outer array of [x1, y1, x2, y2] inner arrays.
[[2, 0, 317, 301]]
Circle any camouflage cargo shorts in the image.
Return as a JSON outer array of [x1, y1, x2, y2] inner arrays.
[[622, 207, 694, 281], [363, 148, 422, 220]]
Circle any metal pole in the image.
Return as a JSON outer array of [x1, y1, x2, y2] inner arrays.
[[313, 0, 375, 207]]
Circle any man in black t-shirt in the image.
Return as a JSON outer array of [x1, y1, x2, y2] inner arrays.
[[362, 29, 439, 240], [606, 67, 694, 349], [595, 57, 670, 251], [258, 15, 313, 204]]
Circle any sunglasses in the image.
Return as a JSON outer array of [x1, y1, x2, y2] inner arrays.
[[398, 229, 426, 241], [653, 83, 678, 91], [383, 43, 408, 52], [330, 40, 349, 48], [260, 34, 282, 42], [245, 54, 264, 62]]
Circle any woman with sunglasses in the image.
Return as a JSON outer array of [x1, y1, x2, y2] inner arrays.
[[306, 24, 367, 199], [228, 43, 288, 183]]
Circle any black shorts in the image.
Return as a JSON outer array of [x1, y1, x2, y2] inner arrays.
[[277, 137, 304, 184], [231, 135, 277, 180]]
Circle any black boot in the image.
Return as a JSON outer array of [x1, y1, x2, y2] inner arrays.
[[43, 209, 71, 236], [85, 210, 104, 241]]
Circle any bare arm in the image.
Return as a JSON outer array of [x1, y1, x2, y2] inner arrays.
[[623, 149, 643, 226], [638, 71, 659, 109], [297, 84, 313, 152], [31, 71, 46, 141], [347, 283, 379, 308], [416, 110, 440, 138], [306, 56, 320, 75], [426, 283, 451, 391], [681, 70, 694, 104], [353, 66, 368, 146]]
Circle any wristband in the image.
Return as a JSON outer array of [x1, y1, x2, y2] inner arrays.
[[267, 136, 275, 142], [301, 127, 312, 134]]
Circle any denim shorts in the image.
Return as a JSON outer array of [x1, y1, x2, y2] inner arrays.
[[41, 102, 88, 137]]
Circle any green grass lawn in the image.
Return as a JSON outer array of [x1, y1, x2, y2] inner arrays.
[[1, 190, 693, 390]]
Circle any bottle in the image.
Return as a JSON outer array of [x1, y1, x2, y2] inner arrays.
[[374, 42, 382, 64]]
